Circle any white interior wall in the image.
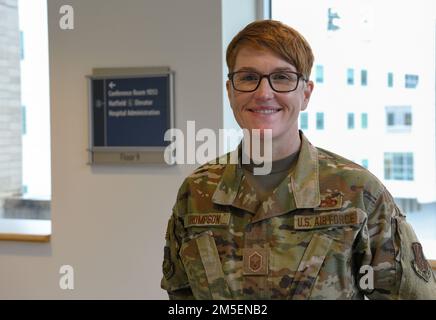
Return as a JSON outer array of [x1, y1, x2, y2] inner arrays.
[[0, 0, 259, 299]]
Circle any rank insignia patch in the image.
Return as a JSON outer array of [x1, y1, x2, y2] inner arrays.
[[411, 242, 431, 282], [243, 248, 269, 275]]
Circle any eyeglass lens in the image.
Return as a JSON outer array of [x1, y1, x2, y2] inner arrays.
[[232, 72, 300, 92]]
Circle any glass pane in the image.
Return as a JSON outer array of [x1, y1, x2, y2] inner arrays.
[[405, 74, 419, 89], [387, 72, 393, 87], [347, 113, 354, 129], [273, 0, 436, 259], [361, 69, 367, 86], [404, 113, 412, 126], [315, 65, 324, 83], [387, 113, 394, 126], [361, 113, 368, 129], [347, 68, 354, 85], [300, 112, 308, 130], [316, 112, 324, 130], [0, 0, 51, 220], [384, 155, 392, 179]]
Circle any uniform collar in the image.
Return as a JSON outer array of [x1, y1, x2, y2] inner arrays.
[[211, 148, 243, 205], [291, 131, 321, 208], [211, 131, 321, 217]]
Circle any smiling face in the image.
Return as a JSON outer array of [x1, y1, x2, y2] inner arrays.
[[227, 46, 314, 146]]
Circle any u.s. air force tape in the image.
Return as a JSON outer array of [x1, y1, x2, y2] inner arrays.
[[184, 213, 231, 227], [294, 211, 359, 230]]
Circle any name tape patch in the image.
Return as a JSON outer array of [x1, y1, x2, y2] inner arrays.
[[294, 212, 359, 230], [184, 213, 230, 227]]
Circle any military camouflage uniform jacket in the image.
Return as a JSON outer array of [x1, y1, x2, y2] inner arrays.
[[161, 132, 436, 299]]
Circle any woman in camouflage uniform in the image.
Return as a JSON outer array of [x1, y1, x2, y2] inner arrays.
[[161, 20, 436, 300]]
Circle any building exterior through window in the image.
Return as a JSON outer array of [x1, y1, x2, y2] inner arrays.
[[0, 0, 50, 220], [273, 0, 436, 259], [0, 0, 22, 218]]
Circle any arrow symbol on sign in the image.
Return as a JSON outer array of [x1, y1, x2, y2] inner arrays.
[[108, 81, 116, 89]]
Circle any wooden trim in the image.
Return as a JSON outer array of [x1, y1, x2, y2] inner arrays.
[[0, 233, 50, 242], [0, 219, 51, 243], [430, 260, 436, 271]]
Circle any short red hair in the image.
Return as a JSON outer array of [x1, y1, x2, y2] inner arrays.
[[226, 20, 314, 79]]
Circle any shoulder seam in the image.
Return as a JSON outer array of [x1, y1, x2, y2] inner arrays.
[[366, 185, 386, 214]]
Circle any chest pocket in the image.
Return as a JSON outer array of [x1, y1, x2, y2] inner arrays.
[[289, 232, 333, 299], [179, 231, 232, 299], [272, 209, 366, 299]]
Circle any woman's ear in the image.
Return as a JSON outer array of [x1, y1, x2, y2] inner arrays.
[[301, 80, 314, 111]]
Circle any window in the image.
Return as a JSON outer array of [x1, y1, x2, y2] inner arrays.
[[347, 113, 354, 129], [361, 113, 368, 129], [385, 106, 412, 132], [22, 105, 26, 135], [300, 112, 308, 130], [315, 65, 324, 83], [273, 0, 436, 260], [0, 0, 51, 221], [387, 72, 393, 87], [361, 69, 367, 86], [387, 112, 395, 126], [19, 31, 24, 60], [405, 74, 419, 88], [316, 112, 324, 130], [0, 2, 22, 219], [384, 153, 414, 181], [347, 68, 354, 85], [404, 113, 412, 126]]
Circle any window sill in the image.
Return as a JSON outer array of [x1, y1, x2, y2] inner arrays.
[[0, 218, 51, 242]]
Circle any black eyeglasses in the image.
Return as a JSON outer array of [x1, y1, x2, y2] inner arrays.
[[228, 71, 307, 93]]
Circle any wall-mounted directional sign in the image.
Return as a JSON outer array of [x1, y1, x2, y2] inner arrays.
[[87, 67, 174, 165]]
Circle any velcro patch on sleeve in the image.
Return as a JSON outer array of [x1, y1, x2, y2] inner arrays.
[[184, 213, 231, 227], [411, 242, 432, 282], [314, 193, 343, 211], [294, 211, 359, 230]]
